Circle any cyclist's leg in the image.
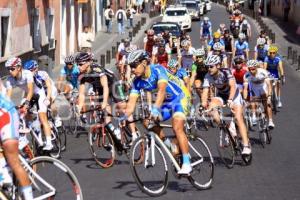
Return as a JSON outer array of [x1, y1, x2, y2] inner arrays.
[[0, 108, 33, 199], [207, 97, 223, 124], [194, 79, 203, 100]]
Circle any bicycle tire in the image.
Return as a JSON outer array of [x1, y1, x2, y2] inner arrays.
[[187, 136, 214, 190], [266, 129, 272, 144], [29, 156, 83, 200], [88, 127, 116, 168], [216, 127, 235, 169], [57, 125, 67, 152], [271, 88, 278, 115], [258, 117, 267, 148], [130, 135, 168, 197], [49, 124, 62, 159], [68, 107, 79, 134]]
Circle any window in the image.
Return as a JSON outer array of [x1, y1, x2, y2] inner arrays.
[[46, 8, 55, 50], [0, 16, 9, 57], [31, 8, 41, 52], [166, 10, 187, 16]]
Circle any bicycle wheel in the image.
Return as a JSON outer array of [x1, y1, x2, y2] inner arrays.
[[258, 117, 267, 148], [49, 124, 62, 159], [68, 107, 79, 134], [88, 127, 116, 168], [188, 136, 214, 190], [216, 127, 235, 169], [29, 156, 83, 199], [271, 89, 278, 115], [130, 135, 168, 197], [57, 125, 67, 152], [266, 129, 272, 144]]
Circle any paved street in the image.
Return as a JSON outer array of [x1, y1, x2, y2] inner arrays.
[[54, 3, 300, 200]]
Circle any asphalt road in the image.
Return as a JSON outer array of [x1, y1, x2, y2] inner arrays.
[[55, 3, 300, 200]]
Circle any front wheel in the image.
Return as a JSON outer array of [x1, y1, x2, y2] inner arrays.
[[188, 136, 214, 190], [29, 156, 83, 199], [130, 135, 168, 197], [216, 127, 235, 169], [88, 127, 116, 168]]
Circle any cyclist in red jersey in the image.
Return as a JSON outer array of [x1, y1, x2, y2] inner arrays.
[[143, 29, 156, 57], [231, 55, 248, 92], [151, 39, 171, 68]]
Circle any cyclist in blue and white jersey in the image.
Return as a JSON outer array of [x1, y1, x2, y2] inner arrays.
[[199, 17, 212, 45], [233, 33, 249, 59], [263, 45, 285, 108], [177, 39, 196, 75], [122, 49, 192, 174], [0, 79, 33, 200], [254, 38, 269, 66], [166, 58, 191, 91], [207, 31, 225, 53], [208, 42, 228, 68]]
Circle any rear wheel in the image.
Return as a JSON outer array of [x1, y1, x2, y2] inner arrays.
[[216, 127, 235, 169]]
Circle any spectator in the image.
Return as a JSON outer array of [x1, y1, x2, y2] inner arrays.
[[115, 7, 127, 35], [126, 6, 136, 29], [79, 26, 94, 52], [282, 0, 291, 22], [104, 5, 114, 33]]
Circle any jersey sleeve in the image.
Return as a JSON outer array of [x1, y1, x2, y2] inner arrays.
[[180, 68, 188, 79], [191, 63, 197, 73], [60, 67, 67, 76], [24, 70, 34, 83], [155, 66, 168, 84], [130, 79, 140, 96], [202, 74, 211, 88], [5, 78, 13, 90]]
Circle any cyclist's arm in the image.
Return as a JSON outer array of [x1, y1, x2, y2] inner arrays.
[[263, 61, 268, 70], [278, 60, 284, 77], [26, 82, 34, 102], [151, 54, 157, 64], [190, 70, 196, 87], [124, 94, 139, 117], [44, 78, 52, 100], [57, 75, 65, 92], [228, 78, 236, 101], [154, 81, 167, 108], [254, 49, 258, 60], [78, 83, 85, 112], [243, 78, 249, 99], [100, 75, 109, 108], [265, 78, 272, 96]]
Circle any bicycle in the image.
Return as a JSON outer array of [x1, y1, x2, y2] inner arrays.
[[205, 106, 252, 169], [65, 89, 82, 135], [0, 150, 83, 199], [129, 118, 214, 196], [269, 75, 279, 115]]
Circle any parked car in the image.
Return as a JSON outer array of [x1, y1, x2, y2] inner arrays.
[[180, 0, 204, 20], [151, 22, 182, 52], [162, 5, 192, 31], [204, 0, 212, 11]]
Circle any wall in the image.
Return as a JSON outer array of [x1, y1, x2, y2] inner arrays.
[[270, 0, 300, 26]]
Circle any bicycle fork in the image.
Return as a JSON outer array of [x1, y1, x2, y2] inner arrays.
[[144, 132, 156, 168]]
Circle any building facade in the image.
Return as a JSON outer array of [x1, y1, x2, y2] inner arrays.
[[269, 0, 300, 26]]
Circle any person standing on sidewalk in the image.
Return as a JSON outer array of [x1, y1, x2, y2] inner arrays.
[[126, 6, 136, 29], [104, 5, 114, 33], [116, 7, 127, 35], [79, 26, 94, 52], [282, 0, 291, 22]]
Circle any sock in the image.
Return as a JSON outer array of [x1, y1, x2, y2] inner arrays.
[[21, 185, 33, 200], [278, 96, 281, 101], [46, 136, 52, 145], [182, 154, 190, 165]]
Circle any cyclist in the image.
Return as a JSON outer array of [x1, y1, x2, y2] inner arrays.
[[151, 39, 171, 68], [178, 39, 196, 74], [200, 17, 212, 45], [57, 55, 80, 98], [217, 23, 227, 37], [116, 38, 135, 79], [233, 33, 249, 59], [190, 48, 208, 100], [167, 59, 191, 91], [123, 49, 192, 174], [22, 60, 56, 151], [209, 42, 228, 68], [207, 31, 225, 53], [0, 79, 33, 200], [243, 60, 274, 128], [240, 19, 251, 41], [254, 38, 269, 66], [223, 29, 234, 66], [201, 55, 252, 158], [143, 29, 156, 57], [263, 45, 285, 108], [231, 55, 248, 92], [258, 30, 271, 45]]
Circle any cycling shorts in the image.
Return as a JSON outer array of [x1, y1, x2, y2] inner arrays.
[[215, 91, 244, 106], [160, 90, 191, 121], [0, 108, 19, 142], [268, 69, 279, 79], [250, 83, 268, 97]]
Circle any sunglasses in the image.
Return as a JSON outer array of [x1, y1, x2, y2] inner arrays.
[[8, 67, 17, 71], [196, 56, 204, 59], [206, 65, 215, 69], [129, 61, 140, 69], [248, 67, 256, 71], [66, 62, 73, 65], [269, 52, 276, 54], [78, 62, 87, 66]]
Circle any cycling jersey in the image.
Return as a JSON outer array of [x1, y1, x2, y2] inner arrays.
[[208, 39, 225, 49], [144, 37, 155, 57], [33, 71, 57, 99], [203, 68, 240, 103], [6, 70, 34, 93], [156, 51, 169, 68], [224, 36, 233, 52], [152, 44, 171, 55], [191, 61, 207, 81], [200, 21, 212, 37], [264, 55, 281, 78], [254, 45, 269, 62], [232, 66, 248, 85], [60, 64, 80, 89], [0, 81, 14, 111], [234, 41, 249, 56], [130, 64, 191, 120], [179, 47, 196, 70], [244, 68, 269, 97], [175, 68, 188, 81]]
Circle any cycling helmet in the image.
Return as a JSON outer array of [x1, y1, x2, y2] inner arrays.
[[5, 57, 22, 68], [213, 31, 221, 39], [147, 29, 155, 36], [242, 19, 248, 25], [23, 60, 38, 71], [124, 38, 131, 46], [75, 52, 93, 63], [219, 23, 226, 29], [268, 45, 278, 53], [213, 42, 223, 51], [194, 48, 206, 57], [224, 29, 230, 34], [125, 45, 137, 53], [238, 33, 246, 40], [246, 60, 259, 68], [167, 59, 179, 70], [127, 49, 149, 66], [64, 55, 75, 64], [233, 55, 245, 65], [203, 17, 209, 21], [257, 38, 266, 46], [205, 55, 221, 66], [181, 39, 190, 47]]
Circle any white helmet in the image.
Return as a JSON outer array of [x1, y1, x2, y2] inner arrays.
[[213, 42, 223, 51], [5, 57, 22, 68], [127, 49, 149, 65], [246, 60, 259, 68], [181, 39, 190, 47], [205, 55, 221, 66], [193, 48, 206, 56], [257, 38, 266, 45], [219, 23, 226, 28], [238, 33, 246, 40], [203, 17, 209, 21], [243, 19, 248, 25]]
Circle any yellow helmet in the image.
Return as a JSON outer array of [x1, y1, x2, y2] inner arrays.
[[213, 31, 221, 39], [268, 45, 278, 53]]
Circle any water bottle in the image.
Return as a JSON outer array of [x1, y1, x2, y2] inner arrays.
[[106, 123, 121, 140], [228, 119, 237, 138]]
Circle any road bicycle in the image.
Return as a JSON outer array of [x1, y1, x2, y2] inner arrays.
[[269, 75, 280, 115], [0, 152, 83, 200], [205, 106, 252, 169]]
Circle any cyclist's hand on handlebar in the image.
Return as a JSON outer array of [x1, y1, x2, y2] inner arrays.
[[281, 75, 286, 85], [150, 106, 161, 121], [118, 114, 128, 127]]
